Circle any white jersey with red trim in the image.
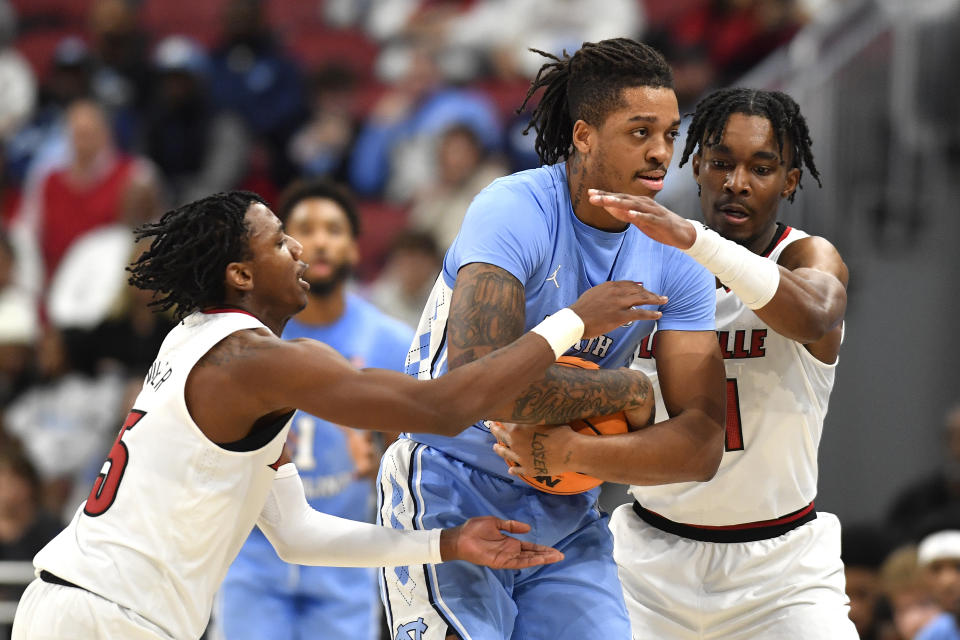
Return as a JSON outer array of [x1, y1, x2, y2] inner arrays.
[[33, 310, 291, 640], [629, 225, 839, 526]]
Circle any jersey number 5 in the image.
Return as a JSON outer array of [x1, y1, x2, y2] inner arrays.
[[725, 379, 744, 452], [84, 410, 146, 517]]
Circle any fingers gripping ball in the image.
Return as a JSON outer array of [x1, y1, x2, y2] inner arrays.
[[512, 355, 630, 495]]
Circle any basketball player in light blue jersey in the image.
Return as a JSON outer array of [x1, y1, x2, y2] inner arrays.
[[219, 180, 412, 640], [379, 39, 727, 640]]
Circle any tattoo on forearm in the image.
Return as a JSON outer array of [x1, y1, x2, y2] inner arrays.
[[511, 367, 651, 424], [448, 266, 525, 369]]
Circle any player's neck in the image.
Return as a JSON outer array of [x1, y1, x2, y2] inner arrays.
[[565, 157, 629, 233], [295, 287, 347, 326]]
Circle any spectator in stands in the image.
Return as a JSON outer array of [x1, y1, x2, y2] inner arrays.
[[0, 230, 36, 410], [366, 230, 441, 327], [348, 40, 501, 202], [915, 529, 960, 639], [655, 0, 806, 86], [881, 544, 943, 640], [842, 523, 898, 640], [24, 99, 159, 286], [0, 443, 62, 566], [86, 0, 151, 148], [4, 321, 129, 521], [142, 35, 248, 206], [407, 123, 507, 251], [445, 0, 644, 80], [0, 1, 36, 144], [59, 242, 175, 380], [288, 64, 362, 185], [0, 443, 63, 609], [888, 406, 960, 541], [208, 0, 306, 188], [4, 36, 92, 190]]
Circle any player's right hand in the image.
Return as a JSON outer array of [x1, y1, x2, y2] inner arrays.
[[570, 280, 667, 338]]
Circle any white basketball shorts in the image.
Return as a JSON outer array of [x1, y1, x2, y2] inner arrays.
[[12, 578, 173, 639], [609, 504, 859, 640]]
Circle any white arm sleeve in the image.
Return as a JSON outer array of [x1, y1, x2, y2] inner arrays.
[[257, 463, 443, 567]]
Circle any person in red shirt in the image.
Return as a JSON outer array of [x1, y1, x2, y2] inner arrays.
[[35, 99, 158, 283]]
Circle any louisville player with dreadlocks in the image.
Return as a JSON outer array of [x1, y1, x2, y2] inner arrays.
[[10, 191, 655, 640], [582, 88, 857, 637], [380, 38, 725, 639]]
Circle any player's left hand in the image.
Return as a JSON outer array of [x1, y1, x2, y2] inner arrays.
[[440, 517, 564, 569], [491, 421, 576, 477], [588, 188, 698, 250]]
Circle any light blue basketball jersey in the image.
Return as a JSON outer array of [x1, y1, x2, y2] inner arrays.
[[405, 162, 716, 478], [220, 293, 413, 639]]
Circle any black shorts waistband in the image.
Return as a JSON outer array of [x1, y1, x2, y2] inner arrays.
[[39, 570, 84, 591], [632, 501, 817, 543]]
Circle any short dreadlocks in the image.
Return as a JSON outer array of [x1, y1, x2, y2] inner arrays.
[[128, 191, 267, 319], [680, 88, 821, 202], [517, 38, 674, 166]]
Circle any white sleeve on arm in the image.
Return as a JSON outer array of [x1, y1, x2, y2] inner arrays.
[[257, 463, 443, 567]]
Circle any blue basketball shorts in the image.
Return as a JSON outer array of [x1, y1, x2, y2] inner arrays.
[[217, 551, 380, 640], [377, 439, 631, 640]]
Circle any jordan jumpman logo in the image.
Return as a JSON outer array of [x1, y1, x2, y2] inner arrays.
[[546, 264, 561, 288]]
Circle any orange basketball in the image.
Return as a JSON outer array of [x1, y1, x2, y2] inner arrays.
[[514, 355, 630, 495]]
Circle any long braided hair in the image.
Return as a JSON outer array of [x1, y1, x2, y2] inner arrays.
[[517, 38, 674, 166], [680, 88, 821, 202], [128, 191, 267, 319]]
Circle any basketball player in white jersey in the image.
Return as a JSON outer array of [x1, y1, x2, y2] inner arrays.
[[11, 191, 661, 640], [496, 88, 859, 637]]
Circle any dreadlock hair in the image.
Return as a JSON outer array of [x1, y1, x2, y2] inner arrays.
[[128, 191, 267, 319], [517, 38, 674, 166], [680, 88, 821, 203]]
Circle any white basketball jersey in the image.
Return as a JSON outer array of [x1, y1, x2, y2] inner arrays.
[[34, 310, 291, 639], [629, 226, 839, 526]]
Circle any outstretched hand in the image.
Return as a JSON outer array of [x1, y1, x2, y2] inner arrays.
[[588, 188, 698, 250], [440, 517, 564, 570]]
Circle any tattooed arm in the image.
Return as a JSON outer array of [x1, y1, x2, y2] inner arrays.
[[448, 262, 655, 424], [493, 329, 726, 484], [184, 281, 657, 442]]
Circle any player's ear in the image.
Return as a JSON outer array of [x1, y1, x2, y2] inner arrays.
[[782, 167, 801, 200], [571, 119, 594, 155], [692, 153, 702, 183], [225, 261, 253, 292]]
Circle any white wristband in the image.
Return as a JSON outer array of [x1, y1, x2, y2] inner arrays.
[[529, 308, 585, 359], [683, 220, 780, 310]]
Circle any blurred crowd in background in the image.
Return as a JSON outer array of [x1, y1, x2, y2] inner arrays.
[[0, 1, 958, 639]]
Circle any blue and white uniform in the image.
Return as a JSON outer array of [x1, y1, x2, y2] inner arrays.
[[220, 294, 413, 640], [378, 163, 715, 640]]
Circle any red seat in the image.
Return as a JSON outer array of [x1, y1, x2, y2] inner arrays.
[[10, 0, 89, 27], [14, 29, 82, 81], [140, 0, 227, 45], [288, 28, 379, 77], [355, 200, 409, 281]]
